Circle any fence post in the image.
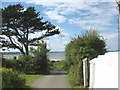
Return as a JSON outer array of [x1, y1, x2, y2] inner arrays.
[[83, 58, 89, 87], [89, 60, 95, 88]]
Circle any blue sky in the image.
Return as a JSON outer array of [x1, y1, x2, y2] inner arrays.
[[1, 0, 118, 52]]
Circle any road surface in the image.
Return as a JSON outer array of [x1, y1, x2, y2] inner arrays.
[[32, 72, 71, 88]]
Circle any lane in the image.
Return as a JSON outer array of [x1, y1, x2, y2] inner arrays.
[[32, 73, 71, 88]]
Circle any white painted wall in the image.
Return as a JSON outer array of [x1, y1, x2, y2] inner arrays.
[[89, 52, 118, 88]]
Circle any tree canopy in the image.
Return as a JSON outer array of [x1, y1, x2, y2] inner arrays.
[[65, 30, 107, 63], [1, 4, 60, 55]]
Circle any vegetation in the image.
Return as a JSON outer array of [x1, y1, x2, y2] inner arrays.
[[50, 60, 66, 70], [30, 41, 50, 74], [1, 68, 26, 88], [2, 42, 49, 74], [2, 58, 16, 69], [25, 74, 44, 87], [1, 4, 60, 55], [65, 30, 107, 87]]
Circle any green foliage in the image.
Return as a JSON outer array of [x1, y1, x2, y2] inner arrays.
[[65, 30, 107, 86], [1, 4, 60, 55], [2, 42, 50, 74], [31, 41, 49, 74], [15, 55, 35, 74], [68, 61, 83, 87], [14, 42, 49, 74], [2, 58, 16, 69], [1, 68, 26, 88], [2, 56, 35, 74], [25, 74, 44, 87], [51, 60, 66, 70]]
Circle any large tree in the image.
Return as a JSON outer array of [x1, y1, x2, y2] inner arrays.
[[1, 4, 60, 55]]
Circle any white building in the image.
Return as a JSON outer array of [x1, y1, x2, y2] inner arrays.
[[89, 52, 118, 88]]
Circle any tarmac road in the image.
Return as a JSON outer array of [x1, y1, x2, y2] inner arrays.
[[32, 72, 71, 88]]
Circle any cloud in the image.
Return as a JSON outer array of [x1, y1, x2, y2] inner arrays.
[[67, 2, 117, 31], [27, 1, 118, 33], [29, 30, 48, 39], [1, 0, 30, 2], [44, 10, 66, 23], [2, 0, 117, 26], [101, 32, 118, 51], [3, 0, 115, 3], [44, 28, 71, 51], [28, 0, 115, 3]]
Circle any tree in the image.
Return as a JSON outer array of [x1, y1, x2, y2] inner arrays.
[[78, 30, 107, 60], [1, 4, 60, 55], [30, 41, 49, 74]]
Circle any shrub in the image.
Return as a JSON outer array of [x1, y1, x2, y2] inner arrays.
[[2, 42, 50, 75], [2, 58, 15, 69], [68, 63, 83, 87], [15, 55, 35, 74], [2, 56, 35, 74], [30, 41, 50, 74], [65, 30, 107, 87], [0, 68, 26, 88], [52, 61, 66, 70]]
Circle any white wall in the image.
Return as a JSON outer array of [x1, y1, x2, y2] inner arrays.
[[89, 52, 118, 88]]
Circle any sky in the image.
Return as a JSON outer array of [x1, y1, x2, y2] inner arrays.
[[1, 0, 119, 52]]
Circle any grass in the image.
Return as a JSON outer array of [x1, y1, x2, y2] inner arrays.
[[52, 60, 65, 70], [67, 68, 85, 88], [25, 74, 45, 87]]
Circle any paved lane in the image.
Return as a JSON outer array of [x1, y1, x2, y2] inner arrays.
[[32, 73, 71, 88]]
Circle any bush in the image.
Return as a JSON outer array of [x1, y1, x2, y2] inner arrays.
[[2, 58, 15, 69], [52, 61, 66, 70], [2, 42, 50, 75], [68, 63, 83, 87], [30, 42, 49, 74], [65, 30, 107, 87], [15, 55, 35, 74], [1, 68, 26, 88]]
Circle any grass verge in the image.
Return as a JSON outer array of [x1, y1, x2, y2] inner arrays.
[[25, 74, 44, 87]]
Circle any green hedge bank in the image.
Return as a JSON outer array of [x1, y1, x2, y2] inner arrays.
[[0, 68, 26, 88]]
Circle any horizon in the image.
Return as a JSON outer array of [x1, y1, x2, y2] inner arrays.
[[0, 51, 65, 53], [1, 50, 119, 53]]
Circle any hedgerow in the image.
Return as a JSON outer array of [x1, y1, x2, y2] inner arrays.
[[65, 30, 107, 87]]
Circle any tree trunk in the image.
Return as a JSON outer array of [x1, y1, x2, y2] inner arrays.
[[25, 29, 29, 55], [25, 45, 29, 55]]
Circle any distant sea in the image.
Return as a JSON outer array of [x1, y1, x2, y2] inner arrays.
[[1, 51, 65, 60]]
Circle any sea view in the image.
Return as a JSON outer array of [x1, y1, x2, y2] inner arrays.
[[1, 51, 65, 61]]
